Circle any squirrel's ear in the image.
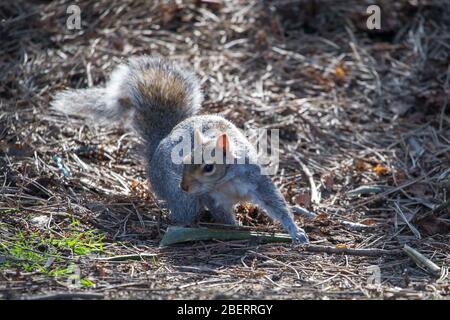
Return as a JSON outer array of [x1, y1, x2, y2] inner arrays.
[[194, 128, 203, 145], [216, 133, 232, 153]]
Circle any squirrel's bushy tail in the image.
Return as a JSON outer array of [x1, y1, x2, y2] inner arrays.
[[52, 56, 202, 158]]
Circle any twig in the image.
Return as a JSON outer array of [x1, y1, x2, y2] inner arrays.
[[0, 254, 27, 263], [346, 185, 390, 197], [94, 253, 158, 262], [394, 202, 421, 239], [293, 156, 321, 204], [26, 292, 104, 300], [291, 205, 317, 218], [303, 245, 400, 257], [339, 220, 376, 230], [403, 244, 441, 277]]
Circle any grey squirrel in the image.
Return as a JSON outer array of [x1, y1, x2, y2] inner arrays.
[[52, 56, 308, 243]]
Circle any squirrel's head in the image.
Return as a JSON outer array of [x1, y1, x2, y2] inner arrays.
[[180, 129, 234, 194]]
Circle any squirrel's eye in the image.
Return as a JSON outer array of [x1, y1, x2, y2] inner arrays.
[[203, 164, 215, 173]]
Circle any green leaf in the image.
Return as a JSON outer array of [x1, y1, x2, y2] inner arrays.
[[160, 226, 291, 246], [80, 278, 95, 287]]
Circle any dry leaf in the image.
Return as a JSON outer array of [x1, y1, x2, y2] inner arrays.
[[359, 218, 376, 225], [321, 173, 335, 190], [335, 244, 348, 249], [319, 227, 330, 235], [417, 216, 450, 236], [130, 179, 140, 189], [95, 265, 108, 277], [255, 29, 268, 50], [335, 65, 346, 79], [195, 0, 223, 11], [373, 164, 389, 175], [354, 159, 370, 172], [253, 270, 267, 278], [159, 3, 181, 25], [407, 183, 429, 197], [293, 192, 311, 207], [315, 212, 329, 221]]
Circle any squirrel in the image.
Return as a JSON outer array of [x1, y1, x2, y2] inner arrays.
[[52, 55, 308, 243]]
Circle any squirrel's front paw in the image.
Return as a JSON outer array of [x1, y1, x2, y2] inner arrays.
[[291, 228, 309, 244]]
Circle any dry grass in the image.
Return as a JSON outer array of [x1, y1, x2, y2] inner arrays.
[[0, 0, 449, 299]]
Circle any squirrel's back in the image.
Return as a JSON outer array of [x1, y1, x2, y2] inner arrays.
[[52, 56, 203, 159]]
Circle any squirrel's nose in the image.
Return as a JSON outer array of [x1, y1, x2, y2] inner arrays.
[[180, 181, 189, 192]]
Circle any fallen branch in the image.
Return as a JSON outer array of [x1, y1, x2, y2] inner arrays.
[[160, 226, 401, 257], [26, 292, 104, 300], [0, 254, 27, 263], [403, 244, 441, 277], [95, 253, 157, 262], [303, 245, 400, 257]]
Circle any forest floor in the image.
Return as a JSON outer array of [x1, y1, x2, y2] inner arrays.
[[1, 0, 449, 300]]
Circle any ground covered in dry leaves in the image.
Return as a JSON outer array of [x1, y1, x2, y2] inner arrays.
[[1, 0, 449, 300]]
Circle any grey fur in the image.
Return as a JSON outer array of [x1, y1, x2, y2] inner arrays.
[[51, 56, 308, 243]]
